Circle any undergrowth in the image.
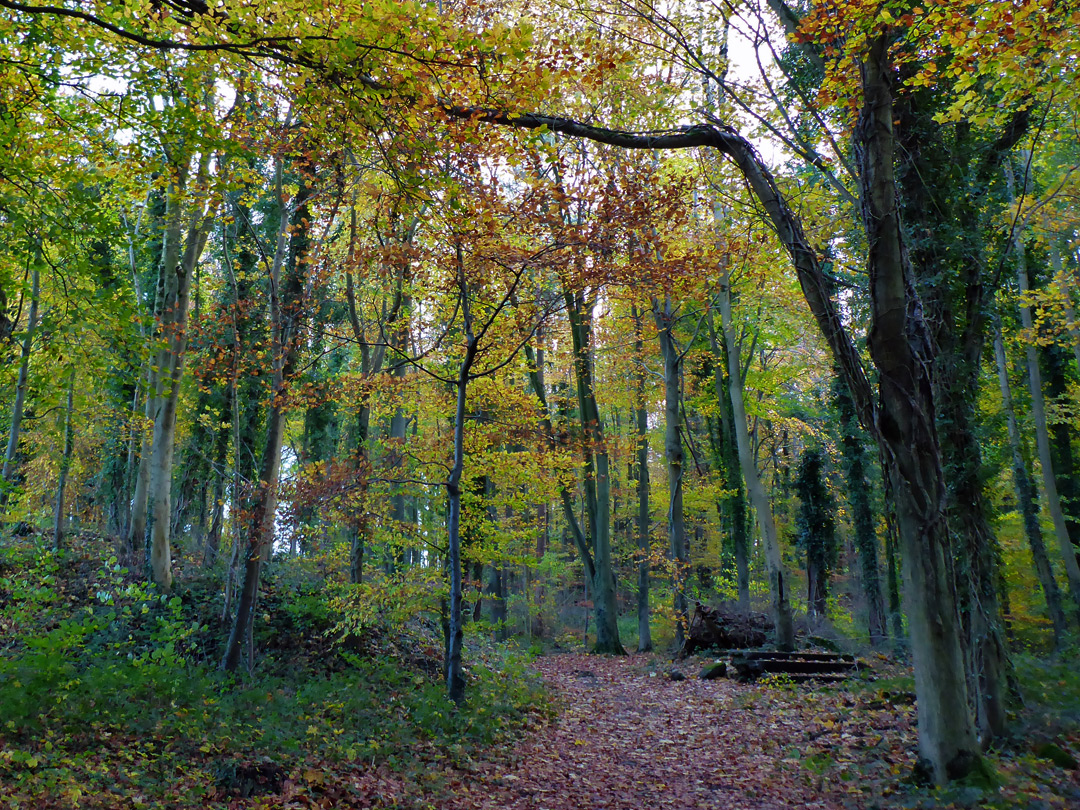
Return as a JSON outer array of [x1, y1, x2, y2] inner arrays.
[[0, 534, 550, 809]]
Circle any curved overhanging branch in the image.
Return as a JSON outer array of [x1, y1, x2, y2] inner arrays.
[[7, 0, 876, 437], [449, 105, 877, 433]]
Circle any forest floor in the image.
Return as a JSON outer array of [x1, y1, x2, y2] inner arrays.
[[286, 652, 1080, 810], [3, 536, 1080, 809], [428, 652, 871, 810]]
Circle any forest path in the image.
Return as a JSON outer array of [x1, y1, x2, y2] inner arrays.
[[440, 653, 848, 810]]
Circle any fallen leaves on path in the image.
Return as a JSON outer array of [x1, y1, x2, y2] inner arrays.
[[428, 654, 877, 810]]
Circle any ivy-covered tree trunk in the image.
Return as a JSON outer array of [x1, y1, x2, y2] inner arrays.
[[856, 39, 978, 779], [631, 306, 652, 651], [794, 448, 835, 622], [53, 366, 76, 550], [833, 376, 886, 645], [2, 261, 39, 495], [898, 76, 1017, 748]]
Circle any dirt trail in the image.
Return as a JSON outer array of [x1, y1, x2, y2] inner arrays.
[[442, 653, 847, 810]]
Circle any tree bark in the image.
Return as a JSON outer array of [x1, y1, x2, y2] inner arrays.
[[446, 252, 480, 705], [1049, 240, 1080, 374], [221, 160, 312, 671], [707, 309, 750, 608]]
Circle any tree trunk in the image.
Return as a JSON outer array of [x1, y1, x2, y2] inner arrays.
[[857, 39, 978, 780], [386, 284, 413, 574], [715, 269, 795, 651], [1049, 239, 1080, 374], [631, 306, 652, 652], [53, 366, 76, 550], [221, 396, 288, 672], [653, 295, 688, 648], [127, 361, 155, 557], [343, 229, 398, 583], [446, 259, 480, 706], [221, 160, 311, 671], [1045, 345, 1080, 568], [993, 323, 1067, 647], [565, 289, 624, 654], [145, 167, 215, 591], [2, 262, 40, 494], [1008, 173, 1080, 620], [707, 309, 750, 608]]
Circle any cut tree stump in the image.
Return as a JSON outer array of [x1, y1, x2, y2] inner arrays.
[[728, 650, 869, 683]]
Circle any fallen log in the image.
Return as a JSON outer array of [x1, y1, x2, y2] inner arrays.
[[679, 602, 771, 657]]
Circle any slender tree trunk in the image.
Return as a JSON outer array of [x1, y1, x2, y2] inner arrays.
[[715, 270, 795, 651], [994, 323, 1067, 647], [343, 232, 397, 583], [1045, 344, 1080, 566], [631, 306, 652, 652], [446, 262, 480, 705], [203, 473, 225, 567], [707, 309, 750, 608], [3, 262, 40, 494], [386, 284, 412, 573], [221, 396, 288, 671], [565, 289, 624, 654], [128, 361, 155, 556], [145, 169, 214, 591], [653, 296, 688, 648], [222, 159, 312, 671], [129, 183, 177, 558], [1008, 171, 1080, 620], [53, 366, 76, 550], [119, 381, 140, 541], [533, 500, 547, 637], [201, 383, 233, 566]]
